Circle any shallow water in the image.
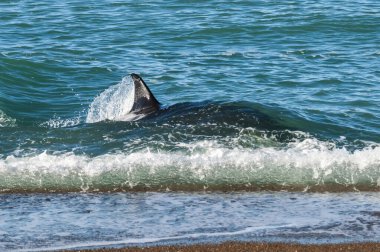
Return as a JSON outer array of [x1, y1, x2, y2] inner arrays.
[[1, 0, 380, 250], [1, 192, 380, 251]]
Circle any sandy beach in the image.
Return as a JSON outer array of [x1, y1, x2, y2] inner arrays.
[[65, 242, 380, 252]]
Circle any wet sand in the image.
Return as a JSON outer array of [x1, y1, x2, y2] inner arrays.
[[65, 242, 380, 252]]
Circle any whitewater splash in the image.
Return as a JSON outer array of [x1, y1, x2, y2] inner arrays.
[[86, 76, 135, 123], [0, 110, 16, 127], [1, 138, 380, 193], [39, 76, 136, 128]]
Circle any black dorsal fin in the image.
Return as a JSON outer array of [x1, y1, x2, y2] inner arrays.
[[130, 73, 160, 115]]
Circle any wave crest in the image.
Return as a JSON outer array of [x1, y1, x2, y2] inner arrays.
[[1, 138, 380, 193]]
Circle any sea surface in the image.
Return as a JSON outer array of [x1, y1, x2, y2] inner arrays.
[[0, 0, 380, 251]]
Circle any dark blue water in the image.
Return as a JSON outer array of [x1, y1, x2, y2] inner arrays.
[[1, 0, 380, 250]]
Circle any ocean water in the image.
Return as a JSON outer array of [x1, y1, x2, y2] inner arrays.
[[1, 0, 380, 250]]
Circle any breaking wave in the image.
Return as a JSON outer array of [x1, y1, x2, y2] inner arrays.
[[1, 137, 380, 193]]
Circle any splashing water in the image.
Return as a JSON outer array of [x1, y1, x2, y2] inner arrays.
[[86, 77, 135, 123], [0, 110, 16, 127], [1, 138, 380, 193]]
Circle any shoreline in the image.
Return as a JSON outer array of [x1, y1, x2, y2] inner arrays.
[[63, 242, 380, 252]]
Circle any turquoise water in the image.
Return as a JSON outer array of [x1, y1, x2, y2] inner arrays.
[[0, 0, 380, 250], [1, 0, 380, 192]]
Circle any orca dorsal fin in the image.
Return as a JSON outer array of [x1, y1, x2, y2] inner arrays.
[[130, 73, 160, 115]]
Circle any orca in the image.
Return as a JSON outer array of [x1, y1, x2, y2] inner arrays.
[[130, 73, 160, 116]]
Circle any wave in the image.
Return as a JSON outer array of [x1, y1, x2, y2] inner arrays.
[[1, 72, 379, 145], [1, 138, 380, 193], [2, 75, 380, 193]]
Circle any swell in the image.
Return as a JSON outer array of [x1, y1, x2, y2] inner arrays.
[[1, 97, 379, 156], [1, 71, 378, 143]]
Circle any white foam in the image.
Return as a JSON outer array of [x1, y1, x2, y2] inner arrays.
[[86, 76, 135, 123], [22, 224, 294, 251], [1, 139, 380, 192], [40, 116, 81, 128], [0, 110, 16, 127]]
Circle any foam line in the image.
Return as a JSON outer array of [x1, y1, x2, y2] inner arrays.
[[1, 139, 380, 192], [21, 224, 294, 251]]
